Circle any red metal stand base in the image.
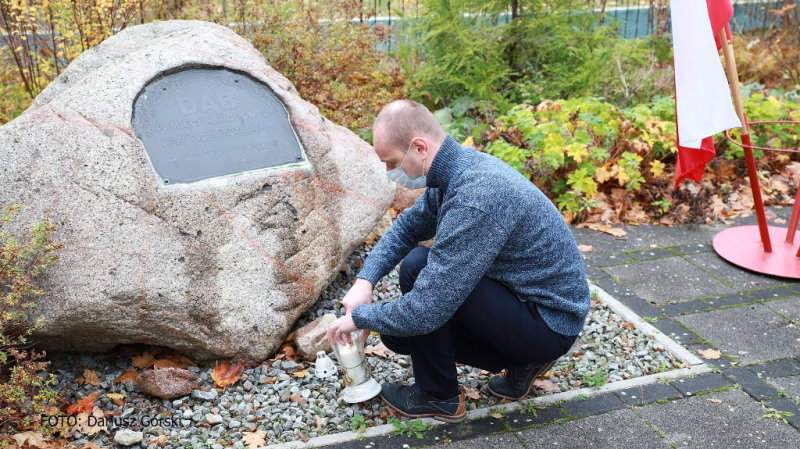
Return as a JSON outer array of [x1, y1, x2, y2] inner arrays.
[[713, 226, 800, 279]]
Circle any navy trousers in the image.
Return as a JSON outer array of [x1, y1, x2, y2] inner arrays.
[[380, 247, 578, 398]]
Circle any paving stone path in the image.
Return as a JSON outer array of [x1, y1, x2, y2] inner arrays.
[[318, 206, 800, 448]]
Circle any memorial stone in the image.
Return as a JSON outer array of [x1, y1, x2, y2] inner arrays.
[[0, 20, 394, 365]]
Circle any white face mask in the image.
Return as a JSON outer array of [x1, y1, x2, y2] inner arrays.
[[387, 143, 427, 190]]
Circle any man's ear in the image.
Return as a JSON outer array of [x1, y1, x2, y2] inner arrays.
[[411, 137, 429, 158]]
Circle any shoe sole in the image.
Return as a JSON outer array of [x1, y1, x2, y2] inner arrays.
[[487, 360, 557, 401], [379, 394, 467, 423]]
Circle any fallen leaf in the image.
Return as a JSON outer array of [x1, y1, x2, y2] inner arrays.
[[66, 392, 99, 416], [79, 369, 102, 387], [315, 415, 322, 430], [708, 398, 722, 404], [696, 348, 722, 360], [242, 429, 266, 448], [12, 431, 45, 447], [153, 358, 188, 370], [148, 435, 168, 446], [577, 244, 594, 252], [583, 223, 627, 237], [211, 360, 245, 390], [533, 379, 561, 394], [292, 369, 310, 378], [262, 377, 278, 384], [491, 413, 504, 419], [131, 351, 155, 369], [364, 231, 376, 246], [106, 393, 126, 407], [620, 322, 635, 331], [115, 370, 138, 385], [289, 394, 308, 405], [365, 342, 395, 359], [82, 442, 105, 449], [75, 408, 106, 436], [464, 386, 480, 400]]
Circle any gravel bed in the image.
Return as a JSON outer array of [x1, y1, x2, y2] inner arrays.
[[45, 241, 681, 448]]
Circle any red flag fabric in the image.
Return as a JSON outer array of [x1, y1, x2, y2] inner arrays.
[[707, 0, 734, 50], [673, 0, 736, 188]]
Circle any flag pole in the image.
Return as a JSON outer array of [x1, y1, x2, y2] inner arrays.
[[718, 28, 773, 253]]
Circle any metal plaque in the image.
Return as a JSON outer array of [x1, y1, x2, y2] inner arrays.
[[132, 67, 304, 185]]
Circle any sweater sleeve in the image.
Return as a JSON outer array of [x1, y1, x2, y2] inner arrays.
[[354, 189, 439, 285], [351, 206, 509, 336]]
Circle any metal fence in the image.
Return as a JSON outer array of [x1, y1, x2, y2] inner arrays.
[[346, 0, 795, 38]]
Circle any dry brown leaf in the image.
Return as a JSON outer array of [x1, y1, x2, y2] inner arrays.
[[315, 415, 323, 430], [620, 322, 635, 331], [289, 394, 308, 405], [491, 413, 504, 419], [533, 379, 561, 394], [66, 391, 99, 416], [79, 369, 102, 387], [106, 393, 126, 407], [115, 370, 138, 385], [708, 398, 722, 404], [211, 361, 245, 390], [242, 429, 266, 448], [463, 386, 481, 400], [148, 435, 168, 446], [131, 351, 155, 369], [262, 377, 278, 384], [75, 408, 106, 436], [696, 348, 722, 360], [364, 231, 376, 246], [365, 342, 395, 359], [81, 442, 105, 449], [577, 244, 594, 252], [153, 358, 188, 370], [583, 223, 627, 237], [292, 369, 310, 378], [12, 431, 45, 447]]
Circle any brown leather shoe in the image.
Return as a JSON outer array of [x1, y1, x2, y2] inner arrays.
[[380, 383, 466, 423], [487, 360, 557, 401]]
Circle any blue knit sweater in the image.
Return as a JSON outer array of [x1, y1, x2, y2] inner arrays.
[[351, 134, 590, 337]]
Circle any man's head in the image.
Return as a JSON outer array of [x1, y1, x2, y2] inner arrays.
[[372, 100, 446, 179]]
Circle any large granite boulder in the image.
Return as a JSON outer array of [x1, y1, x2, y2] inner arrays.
[[0, 20, 394, 365]]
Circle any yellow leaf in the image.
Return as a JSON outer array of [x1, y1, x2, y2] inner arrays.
[[292, 368, 310, 378], [14, 46, 23, 52], [106, 393, 126, 406], [461, 136, 474, 147], [80, 368, 102, 386], [595, 165, 612, 184], [650, 160, 665, 178], [696, 348, 722, 360]]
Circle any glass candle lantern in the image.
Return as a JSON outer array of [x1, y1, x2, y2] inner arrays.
[[332, 331, 381, 403]]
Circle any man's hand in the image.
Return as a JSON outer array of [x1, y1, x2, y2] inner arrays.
[[342, 278, 374, 313], [327, 314, 358, 346]]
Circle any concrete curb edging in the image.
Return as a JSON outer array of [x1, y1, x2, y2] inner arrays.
[[262, 284, 711, 449]]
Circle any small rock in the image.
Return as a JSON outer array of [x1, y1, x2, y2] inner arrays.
[[295, 314, 336, 360], [281, 360, 300, 373], [191, 388, 218, 402], [113, 429, 143, 446], [206, 414, 224, 424], [137, 368, 198, 399]]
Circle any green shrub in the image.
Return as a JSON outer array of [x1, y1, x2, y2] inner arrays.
[[483, 89, 799, 223], [0, 204, 62, 440]]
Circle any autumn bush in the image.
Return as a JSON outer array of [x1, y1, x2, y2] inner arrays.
[[480, 89, 799, 225], [0, 205, 62, 439]]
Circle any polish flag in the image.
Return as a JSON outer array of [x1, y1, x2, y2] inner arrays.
[[671, 0, 742, 188]]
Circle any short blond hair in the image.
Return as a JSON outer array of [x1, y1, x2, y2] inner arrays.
[[373, 99, 445, 149]]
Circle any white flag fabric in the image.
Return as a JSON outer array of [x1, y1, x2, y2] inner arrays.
[[670, 0, 741, 149]]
